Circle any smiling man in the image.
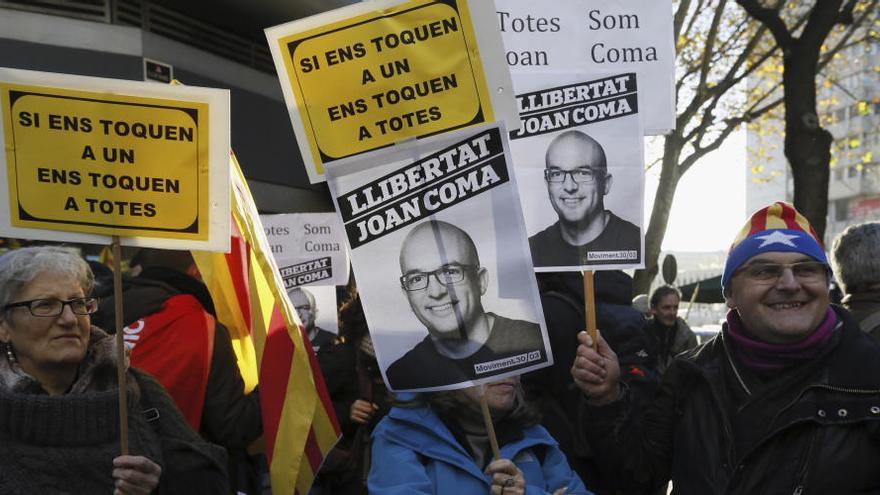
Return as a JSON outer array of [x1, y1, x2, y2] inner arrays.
[[385, 220, 544, 390], [570, 202, 880, 493], [645, 286, 697, 374], [528, 130, 640, 267]]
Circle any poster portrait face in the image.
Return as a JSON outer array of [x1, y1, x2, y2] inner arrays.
[[399, 221, 489, 340], [324, 124, 552, 392], [544, 130, 611, 226], [508, 72, 645, 271], [286, 285, 338, 336], [289, 288, 317, 330]]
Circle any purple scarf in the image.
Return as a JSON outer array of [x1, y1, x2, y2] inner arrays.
[[725, 307, 837, 371]]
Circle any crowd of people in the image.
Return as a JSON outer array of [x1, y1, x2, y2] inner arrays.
[[1, 202, 879, 493]]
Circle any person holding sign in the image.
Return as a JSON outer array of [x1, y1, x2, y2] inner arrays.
[[385, 220, 544, 390], [92, 248, 262, 493], [571, 203, 880, 493], [528, 130, 640, 267], [368, 376, 590, 494], [0, 246, 228, 493]]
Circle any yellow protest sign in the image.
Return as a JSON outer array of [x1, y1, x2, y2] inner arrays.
[[267, 0, 518, 183], [0, 69, 230, 251]]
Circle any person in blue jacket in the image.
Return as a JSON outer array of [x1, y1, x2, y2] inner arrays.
[[369, 376, 591, 494]]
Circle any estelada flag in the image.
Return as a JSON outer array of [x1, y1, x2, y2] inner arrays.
[[192, 152, 340, 494]]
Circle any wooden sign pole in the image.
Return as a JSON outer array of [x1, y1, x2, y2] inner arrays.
[[479, 384, 502, 461], [583, 270, 598, 351], [685, 283, 700, 322]]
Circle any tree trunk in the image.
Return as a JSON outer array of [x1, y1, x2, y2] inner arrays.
[[634, 133, 683, 295], [782, 37, 832, 239]]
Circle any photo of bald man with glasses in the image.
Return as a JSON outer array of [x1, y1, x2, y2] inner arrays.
[[528, 130, 640, 268], [385, 219, 545, 391]]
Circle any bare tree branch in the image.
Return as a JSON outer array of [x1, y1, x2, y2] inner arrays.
[[681, 0, 709, 43], [698, 0, 727, 92], [838, 0, 858, 24], [799, 1, 848, 56], [636, 0, 878, 292], [674, 0, 693, 41], [736, 0, 792, 49]]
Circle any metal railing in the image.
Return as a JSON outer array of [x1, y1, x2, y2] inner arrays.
[[0, 0, 275, 74], [0, 0, 109, 22]]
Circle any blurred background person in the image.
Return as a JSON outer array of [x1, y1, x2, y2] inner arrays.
[[0, 246, 227, 493], [644, 286, 697, 374], [525, 271, 657, 494], [831, 221, 880, 339], [312, 289, 390, 494], [630, 294, 651, 319], [93, 248, 261, 493]]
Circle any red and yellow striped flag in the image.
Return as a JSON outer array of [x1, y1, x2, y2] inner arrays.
[[192, 153, 340, 494], [729, 201, 822, 249]]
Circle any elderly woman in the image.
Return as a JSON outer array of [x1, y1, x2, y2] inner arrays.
[[0, 246, 228, 494], [369, 376, 591, 494]]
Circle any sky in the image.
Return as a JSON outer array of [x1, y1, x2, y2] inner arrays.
[[644, 129, 747, 253]]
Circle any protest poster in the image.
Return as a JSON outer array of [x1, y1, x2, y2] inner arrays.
[[287, 284, 339, 353], [324, 122, 551, 392], [261, 212, 351, 287], [497, 0, 675, 135], [0, 67, 230, 251], [266, 0, 519, 183], [509, 72, 645, 272]]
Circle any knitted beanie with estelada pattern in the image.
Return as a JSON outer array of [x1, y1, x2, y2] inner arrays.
[[721, 201, 829, 290]]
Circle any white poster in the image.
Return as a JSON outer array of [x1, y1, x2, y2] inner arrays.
[[497, 0, 675, 135], [510, 72, 645, 272], [286, 284, 339, 352], [261, 212, 351, 287], [325, 123, 551, 392]]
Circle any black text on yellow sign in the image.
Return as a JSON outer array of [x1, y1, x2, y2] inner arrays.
[[1, 84, 210, 240], [279, 0, 494, 169]]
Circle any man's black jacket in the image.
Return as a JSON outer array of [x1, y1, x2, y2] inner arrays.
[[581, 306, 880, 494]]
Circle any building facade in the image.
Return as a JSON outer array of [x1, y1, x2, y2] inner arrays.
[[746, 36, 879, 245], [0, 0, 352, 213]]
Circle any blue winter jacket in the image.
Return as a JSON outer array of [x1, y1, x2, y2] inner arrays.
[[368, 403, 591, 494]]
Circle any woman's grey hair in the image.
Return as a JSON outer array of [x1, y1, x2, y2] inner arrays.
[[0, 246, 94, 315], [831, 222, 880, 294]]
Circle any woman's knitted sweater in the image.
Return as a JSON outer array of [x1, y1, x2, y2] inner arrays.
[[0, 327, 228, 494]]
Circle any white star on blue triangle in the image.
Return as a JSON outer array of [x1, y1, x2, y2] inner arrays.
[[755, 230, 800, 248]]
